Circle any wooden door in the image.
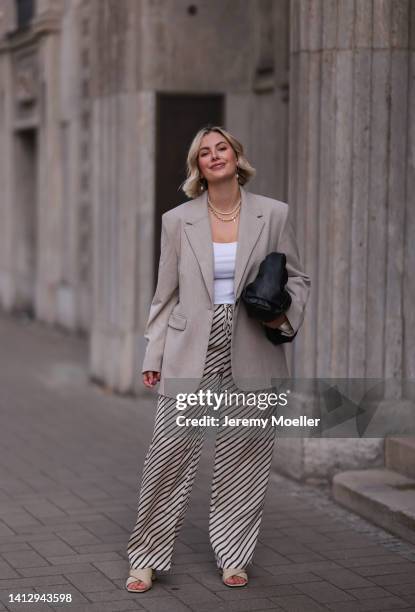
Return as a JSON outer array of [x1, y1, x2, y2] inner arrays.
[[154, 93, 224, 289]]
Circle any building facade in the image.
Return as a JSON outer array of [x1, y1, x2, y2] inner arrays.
[[0, 0, 413, 480]]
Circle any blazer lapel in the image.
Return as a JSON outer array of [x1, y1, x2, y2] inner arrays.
[[184, 187, 265, 306], [184, 192, 214, 304], [234, 188, 265, 299]]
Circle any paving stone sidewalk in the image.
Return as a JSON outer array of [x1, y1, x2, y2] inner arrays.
[[1, 311, 415, 612]]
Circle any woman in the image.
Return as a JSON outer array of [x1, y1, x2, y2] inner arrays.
[[126, 126, 310, 592]]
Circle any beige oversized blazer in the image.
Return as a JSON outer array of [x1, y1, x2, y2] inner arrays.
[[142, 186, 311, 398]]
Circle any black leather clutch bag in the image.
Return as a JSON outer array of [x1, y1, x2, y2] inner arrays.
[[241, 252, 297, 346], [241, 252, 291, 322]]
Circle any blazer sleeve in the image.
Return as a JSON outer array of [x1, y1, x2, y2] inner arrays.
[[277, 205, 311, 335], [141, 214, 179, 373]]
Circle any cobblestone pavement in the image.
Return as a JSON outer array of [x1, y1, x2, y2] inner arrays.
[[1, 311, 415, 612]]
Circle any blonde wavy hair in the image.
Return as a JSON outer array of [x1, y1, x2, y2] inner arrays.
[[181, 126, 256, 199]]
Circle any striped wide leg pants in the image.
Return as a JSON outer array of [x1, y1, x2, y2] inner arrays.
[[127, 303, 277, 571]]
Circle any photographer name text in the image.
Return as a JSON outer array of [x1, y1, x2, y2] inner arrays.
[[176, 415, 320, 428]]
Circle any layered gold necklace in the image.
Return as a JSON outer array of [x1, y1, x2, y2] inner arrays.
[[207, 196, 241, 223]]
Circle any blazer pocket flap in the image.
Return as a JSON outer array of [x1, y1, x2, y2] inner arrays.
[[168, 312, 187, 331]]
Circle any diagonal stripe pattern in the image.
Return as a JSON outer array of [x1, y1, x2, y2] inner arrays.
[[127, 303, 277, 571]]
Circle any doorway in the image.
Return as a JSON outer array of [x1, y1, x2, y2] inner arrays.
[[154, 93, 224, 289], [14, 129, 38, 315]]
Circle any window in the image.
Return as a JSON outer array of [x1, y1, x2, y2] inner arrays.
[[15, 0, 35, 30]]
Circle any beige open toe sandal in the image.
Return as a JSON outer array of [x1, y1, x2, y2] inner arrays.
[[125, 568, 157, 593], [222, 567, 248, 587]]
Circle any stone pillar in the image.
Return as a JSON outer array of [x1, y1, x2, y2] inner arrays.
[[33, 4, 65, 323], [276, 0, 413, 480], [405, 1, 415, 390], [0, 7, 15, 310], [89, 0, 155, 393]]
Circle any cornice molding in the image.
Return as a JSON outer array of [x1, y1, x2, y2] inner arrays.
[[0, 10, 61, 53]]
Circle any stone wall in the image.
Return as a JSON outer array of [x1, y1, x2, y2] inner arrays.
[[2, 1, 412, 481], [88, 0, 291, 393], [274, 0, 415, 481]]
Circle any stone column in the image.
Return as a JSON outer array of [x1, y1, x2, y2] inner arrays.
[[33, 3, 65, 323], [276, 0, 413, 480], [89, 0, 155, 393], [403, 0, 415, 394], [0, 4, 15, 310]]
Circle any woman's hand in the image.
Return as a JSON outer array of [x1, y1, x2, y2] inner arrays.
[[143, 371, 161, 388], [262, 314, 288, 329]]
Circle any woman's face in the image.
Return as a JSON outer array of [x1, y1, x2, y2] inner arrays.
[[197, 132, 238, 186]]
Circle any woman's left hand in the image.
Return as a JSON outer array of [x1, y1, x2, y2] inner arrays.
[[262, 314, 288, 329]]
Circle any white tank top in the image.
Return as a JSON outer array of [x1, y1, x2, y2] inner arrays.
[[213, 241, 238, 304]]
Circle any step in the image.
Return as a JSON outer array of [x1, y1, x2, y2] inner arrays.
[[386, 436, 415, 480], [332, 468, 415, 545]]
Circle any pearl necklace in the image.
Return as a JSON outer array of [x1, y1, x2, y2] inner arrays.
[[207, 197, 241, 223], [207, 196, 241, 215]]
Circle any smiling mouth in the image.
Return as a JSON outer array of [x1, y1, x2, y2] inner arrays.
[[211, 163, 225, 169]]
